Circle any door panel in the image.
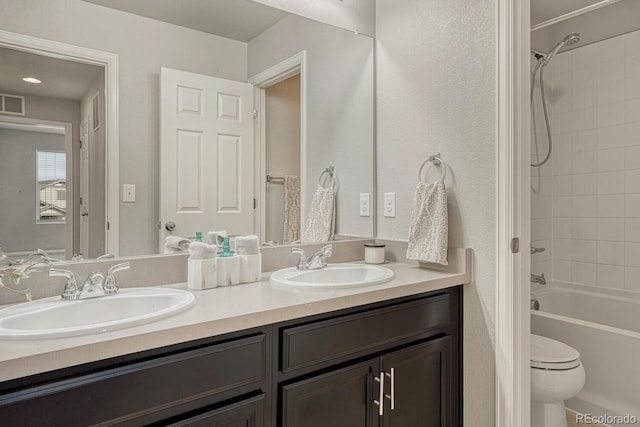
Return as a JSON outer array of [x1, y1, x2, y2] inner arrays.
[[160, 68, 254, 250], [381, 337, 451, 427]]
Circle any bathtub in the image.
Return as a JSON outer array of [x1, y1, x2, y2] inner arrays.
[[531, 282, 640, 419]]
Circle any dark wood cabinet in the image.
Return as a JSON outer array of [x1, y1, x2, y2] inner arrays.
[[0, 287, 461, 426]]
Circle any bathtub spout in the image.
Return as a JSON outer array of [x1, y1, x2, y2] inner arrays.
[[531, 273, 546, 285]]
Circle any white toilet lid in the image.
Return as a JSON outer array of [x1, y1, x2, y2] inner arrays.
[[531, 335, 580, 369]]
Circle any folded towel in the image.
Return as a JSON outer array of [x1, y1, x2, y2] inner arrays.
[[301, 185, 335, 243], [406, 180, 448, 265], [235, 235, 260, 255], [283, 175, 301, 244], [206, 231, 228, 246], [188, 242, 217, 260], [165, 236, 190, 250], [163, 246, 183, 255]]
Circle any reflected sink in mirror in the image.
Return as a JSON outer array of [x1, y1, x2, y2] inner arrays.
[[0, 288, 194, 340], [270, 264, 394, 289]]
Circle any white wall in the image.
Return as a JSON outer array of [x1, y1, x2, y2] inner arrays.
[[248, 13, 375, 239], [0, 128, 66, 253], [0, 0, 247, 256], [265, 75, 301, 244], [255, 0, 375, 36], [376, 0, 496, 425], [532, 29, 640, 292]]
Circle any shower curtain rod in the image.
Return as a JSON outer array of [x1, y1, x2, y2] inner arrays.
[[531, 0, 621, 32]]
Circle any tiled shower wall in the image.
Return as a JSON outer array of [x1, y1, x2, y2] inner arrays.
[[531, 29, 640, 292]]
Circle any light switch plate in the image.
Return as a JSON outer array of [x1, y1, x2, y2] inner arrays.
[[384, 192, 396, 217], [359, 193, 370, 217], [123, 184, 136, 203]]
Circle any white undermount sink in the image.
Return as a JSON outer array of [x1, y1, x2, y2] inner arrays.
[[270, 263, 394, 289], [0, 287, 194, 340]]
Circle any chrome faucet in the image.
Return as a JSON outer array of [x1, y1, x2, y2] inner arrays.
[[530, 273, 546, 285], [291, 244, 333, 270], [50, 262, 130, 300]]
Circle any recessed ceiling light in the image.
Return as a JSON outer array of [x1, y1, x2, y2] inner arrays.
[[22, 77, 42, 84]]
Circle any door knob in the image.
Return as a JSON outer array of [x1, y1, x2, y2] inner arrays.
[[81, 212, 89, 217], [164, 221, 176, 231]]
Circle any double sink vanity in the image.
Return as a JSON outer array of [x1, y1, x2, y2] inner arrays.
[[0, 245, 470, 426]]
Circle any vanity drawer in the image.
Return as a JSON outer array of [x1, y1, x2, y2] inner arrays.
[[0, 333, 266, 426], [280, 294, 450, 373]]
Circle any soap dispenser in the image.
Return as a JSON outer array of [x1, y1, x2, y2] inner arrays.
[[216, 237, 240, 286]]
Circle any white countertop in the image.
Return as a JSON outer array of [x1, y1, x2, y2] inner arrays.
[[0, 261, 470, 382]]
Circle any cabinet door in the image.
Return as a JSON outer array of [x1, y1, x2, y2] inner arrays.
[[165, 394, 264, 427], [281, 359, 379, 427], [381, 337, 451, 427]]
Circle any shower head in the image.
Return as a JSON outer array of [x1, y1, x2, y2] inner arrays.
[[543, 33, 581, 65]]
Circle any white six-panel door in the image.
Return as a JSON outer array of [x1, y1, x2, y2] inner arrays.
[[160, 67, 254, 250]]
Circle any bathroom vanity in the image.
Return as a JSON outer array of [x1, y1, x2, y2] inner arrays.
[[0, 260, 469, 426]]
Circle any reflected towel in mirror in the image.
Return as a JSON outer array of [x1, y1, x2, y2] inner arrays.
[[301, 186, 335, 243], [283, 175, 301, 244]]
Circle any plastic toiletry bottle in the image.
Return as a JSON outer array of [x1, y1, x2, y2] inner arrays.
[[220, 236, 234, 257], [195, 232, 202, 242]]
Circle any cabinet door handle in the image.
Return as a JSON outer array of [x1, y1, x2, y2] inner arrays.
[[374, 372, 385, 416], [385, 368, 395, 410]]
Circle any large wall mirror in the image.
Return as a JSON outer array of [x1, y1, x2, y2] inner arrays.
[[0, 0, 374, 261]]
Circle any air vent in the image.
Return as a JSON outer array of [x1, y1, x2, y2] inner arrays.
[[0, 93, 25, 116]]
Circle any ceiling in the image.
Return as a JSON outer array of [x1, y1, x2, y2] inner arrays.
[[531, 0, 612, 26], [0, 47, 102, 101], [82, 0, 289, 43]]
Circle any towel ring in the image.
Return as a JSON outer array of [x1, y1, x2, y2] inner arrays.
[[319, 166, 338, 191], [418, 154, 447, 183]]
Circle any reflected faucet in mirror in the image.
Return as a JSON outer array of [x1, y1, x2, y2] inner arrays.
[[531, 273, 546, 285]]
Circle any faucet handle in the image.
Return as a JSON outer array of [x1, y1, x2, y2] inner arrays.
[[104, 262, 130, 295], [291, 247, 307, 270], [320, 244, 333, 257], [50, 268, 80, 301]]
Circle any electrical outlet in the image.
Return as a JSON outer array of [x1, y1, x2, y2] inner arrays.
[[384, 192, 396, 217], [123, 184, 136, 203], [359, 193, 370, 217]]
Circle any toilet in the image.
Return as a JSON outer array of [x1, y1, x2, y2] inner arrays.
[[530, 334, 586, 427]]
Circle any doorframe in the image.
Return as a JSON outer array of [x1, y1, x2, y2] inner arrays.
[[0, 116, 73, 259], [0, 29, 120, 256], [496, 0, 530, 426], [248, 51, 307, 243]]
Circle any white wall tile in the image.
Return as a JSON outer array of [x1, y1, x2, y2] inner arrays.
[[553, 259, 572, 282], [598, 102, 626, 128], [626, 194, 640, 217], [572, 262, 597, 286], [553, 239, 573, 260], [597, 171, 624, 194], [572, 151, 597, 174], [597, 60, 625, 85], [596, 264, 625, 288], [573, 108, 597, 131], [552, 175, 573, 196], [597, 194, 625, 217], [572, 239, 597, 263], [598, 36, 625, 63], [625, 123, 640, 146], [597, 148, 625, 172], [532, 239, 552, 262], [597, 241, 625, 265], [552, 153, 573, 176], [552, 196, 572, 217], [572, 218, 597, 240], [573, 43, 597, 69], [625, 31, 640, 60], [572, 195, 597, 217], [532, 197, 552, 219], [574, 130, 598, 152], [625, 77, 640, 101], [626, 170, 640, 193], [531, 176, 552, 197], [533, 218, 552, 240], [572, 174, 596, 195], [573, 65, 597, 89], [552, 52, 572, 75], [554, 218, 573, 239], [597, 125, 625, 150], [573, 87, 597, 111], [552, 111, 573, 134], [598, 218, 625, 241], [625, 98, 640, 123], [625, 218, 640, 242], [625, 242, 640, 267], [625, 267, 640, 291], [624, 146, 640, 169], [598, 80, 626, 106]]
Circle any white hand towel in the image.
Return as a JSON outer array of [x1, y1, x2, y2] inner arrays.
[[283, 175, 301, 244], [235, 235, 260, 255], [206, 231, 228, 246], [406, 180, 448, 265], [188, 242, 217, 260], [165, 236, 190, 250], [301, 186, 335, 243]]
